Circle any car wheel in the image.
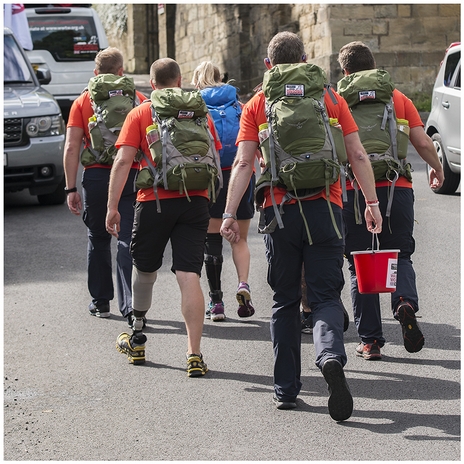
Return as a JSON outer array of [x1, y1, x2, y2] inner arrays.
[[37, 177, 66, 205], [427, 133, 460, 194]]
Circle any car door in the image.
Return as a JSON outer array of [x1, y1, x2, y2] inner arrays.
[[437, 49, 461, 169]]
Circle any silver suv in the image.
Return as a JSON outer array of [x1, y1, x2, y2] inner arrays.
[[426, 42, 461, 194], [25, 5, 108, 121], [4, 27, 66, 205]]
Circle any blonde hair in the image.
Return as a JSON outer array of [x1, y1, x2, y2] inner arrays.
[[94, 47, 123, 74], [191, 61, 222, 89]]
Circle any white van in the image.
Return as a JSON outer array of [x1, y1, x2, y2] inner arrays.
[[25, 5, 109, 120]]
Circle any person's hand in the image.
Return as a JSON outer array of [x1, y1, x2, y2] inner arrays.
[[364, 205, 382, 234], [429, 168, 445, 190], [220, 218, 240, 243], [105, 209, 121, 238], [66, 191, 82, 216]]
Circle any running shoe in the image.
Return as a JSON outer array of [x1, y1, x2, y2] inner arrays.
[[186, 353, 208, 377], [236, 282, 255, 318], [395, 301, 424, 353], [88, 302, 110, 318], [300, 310, 313, 334], [356, 341, 382, 360], [116, 332, 146, 365], [272, 396, 297, 410], [322, 359, 353, 422], [208, 300, 225, 321]]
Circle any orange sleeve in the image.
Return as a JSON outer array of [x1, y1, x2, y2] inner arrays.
[[67, 92, 93, 139], [392, 89, 424, 128], [324, 90, 359, 135], [236, 91, 267, 143], [115, 102, 151, 152]]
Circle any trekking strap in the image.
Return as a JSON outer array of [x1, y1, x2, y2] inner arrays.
[[141, 152, 162, 213], [322, 102, 347, 203], [266, 104, 285, 231]]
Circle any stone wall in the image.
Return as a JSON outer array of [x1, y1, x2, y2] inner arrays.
[[95, 3, 461, 97]]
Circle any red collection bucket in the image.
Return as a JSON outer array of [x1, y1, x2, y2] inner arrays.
[[350, 235, 400, 294]]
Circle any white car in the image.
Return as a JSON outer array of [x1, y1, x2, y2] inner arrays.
[[25, 5, 109, 121], [425, 42, 461, 194]]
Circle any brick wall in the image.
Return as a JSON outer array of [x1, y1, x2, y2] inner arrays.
[[96, 3, 461, 97]]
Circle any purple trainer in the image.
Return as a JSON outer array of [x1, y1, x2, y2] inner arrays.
[[209, 301, 225, 321], [236, 282, 255, 318]]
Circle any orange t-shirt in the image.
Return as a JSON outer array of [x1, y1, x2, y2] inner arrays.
[[67, 88, 147, 170], [237, 89, 358, 208], [115, 99, 223, 202]]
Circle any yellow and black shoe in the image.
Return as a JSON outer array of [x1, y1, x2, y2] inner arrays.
[[186, 353, 208, 377], [116, 332, 146, 365]]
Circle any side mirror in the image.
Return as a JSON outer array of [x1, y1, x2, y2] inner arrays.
[[36, 67, 51, 85]]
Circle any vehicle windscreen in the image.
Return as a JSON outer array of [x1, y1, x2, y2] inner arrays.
[[4, 34, 34, 83], [28, 15, 100, 62]]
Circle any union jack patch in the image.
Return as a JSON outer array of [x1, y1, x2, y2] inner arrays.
[[285, 84, 305, 97], [178, 110, 194, 119], [108, 89, 124, 98], [359, 90, 376, 101]]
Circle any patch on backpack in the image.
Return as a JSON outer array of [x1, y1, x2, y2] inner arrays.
[[178, 110, 194, 119], [108, 89, 124, 98], [284, 84, 305, 97], [358, 90, 376, 101]]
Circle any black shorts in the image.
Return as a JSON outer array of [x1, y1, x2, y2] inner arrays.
[[130, 196, 210, 275], [209, 169, 255, 220]]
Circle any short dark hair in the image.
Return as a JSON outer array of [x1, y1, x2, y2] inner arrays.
[[150, 58, 181, 87], [267, 31, 305, 66], [338, 41, 376, 73]]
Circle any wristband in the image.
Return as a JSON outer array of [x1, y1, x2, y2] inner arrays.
[[64, 187, 77, 194], [366, 200, 379, 207], [222, 213, 237, 221]]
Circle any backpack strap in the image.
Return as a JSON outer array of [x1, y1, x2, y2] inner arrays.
[[324, 84, 338, 106], [140, 151, 162, 213]]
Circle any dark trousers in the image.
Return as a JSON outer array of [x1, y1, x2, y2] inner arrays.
[[343, 187, 417, 346], [264, 199, 347, 402], [82, 167, 137, 317]]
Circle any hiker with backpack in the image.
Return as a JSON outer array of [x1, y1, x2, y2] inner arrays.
[[64, 47, 147, 326], [105, 58, 222, 375], [220, 32, 382, 421], [337, 41, 444, 360], [191, 61, 256, 322]]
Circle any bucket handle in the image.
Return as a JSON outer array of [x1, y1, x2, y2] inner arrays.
[[371, 232, 380, 251]]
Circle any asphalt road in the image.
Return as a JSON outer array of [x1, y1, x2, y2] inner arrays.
[[4, 144, 460, 460]]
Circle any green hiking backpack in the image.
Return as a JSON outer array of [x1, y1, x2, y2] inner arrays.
[[337, 69, 412, 222], [135, 87, 222, 212], [81, 74, 138, 166], [256, 63, 348, 243]]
